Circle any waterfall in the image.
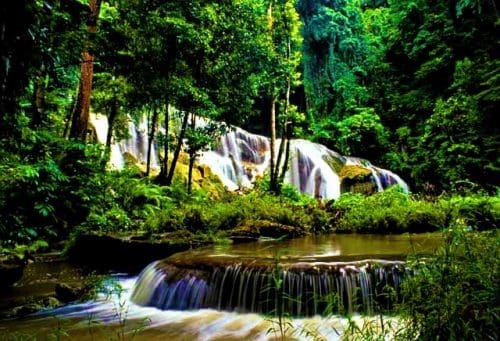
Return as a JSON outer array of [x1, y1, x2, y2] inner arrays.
[[199, 127, 271, 191], [90, 114, 160, 170], [131, 260, 407, 317], [89, 115, 408, 198], [200, 131, 408, 199]]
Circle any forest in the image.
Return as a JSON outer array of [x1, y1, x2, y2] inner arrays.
[[0, 0, 499, 340]]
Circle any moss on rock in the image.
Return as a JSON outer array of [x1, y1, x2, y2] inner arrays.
[[322, 153, 345, 174], [340, 165, 377, 195]]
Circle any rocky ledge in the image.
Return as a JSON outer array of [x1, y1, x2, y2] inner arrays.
[[229, 219, 308, 243], [0, 254, 26, 288], [66, 230, 209, 272]]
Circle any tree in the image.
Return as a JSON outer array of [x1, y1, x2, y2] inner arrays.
[[69, 0, 102, 141], [265, 0, 302, 193]]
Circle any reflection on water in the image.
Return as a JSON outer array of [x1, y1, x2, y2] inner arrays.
[[170, 232, 443, 266]]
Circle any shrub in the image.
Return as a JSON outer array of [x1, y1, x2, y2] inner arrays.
[[332, 187, 498, 234], [333, 187, 446, 233], [399, 228, 500, 340]]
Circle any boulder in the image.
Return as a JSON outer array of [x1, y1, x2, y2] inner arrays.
[[66, 231, 208, 272], [55, 283, 84, 303], [340, 165, 377, 195], [0, 254, 26, 288]]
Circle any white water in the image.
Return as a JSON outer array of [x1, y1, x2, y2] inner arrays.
[[31, 276, 399, 340], [90, 115, 408, 199], [91, 114, 160, 170]]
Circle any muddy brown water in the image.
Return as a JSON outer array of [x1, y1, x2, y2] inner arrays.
[[0, 233, 443, 340]]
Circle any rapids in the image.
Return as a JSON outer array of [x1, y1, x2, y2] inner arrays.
[[0, 234, 441, 339], [0, 276, 401, 340]]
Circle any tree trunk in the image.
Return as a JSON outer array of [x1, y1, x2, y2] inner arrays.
[[279, 121, 292, 185], [31, 65, 46, 128], [69, 0, 102, 142], [146, 106, 158, 177], [105, 96, 117, 150], [275, 17, 293, 188], [166, 110, 189, 185], [269, 95, 277, 192], [158, 100, 170, 183], [187, 114, 196, 194]]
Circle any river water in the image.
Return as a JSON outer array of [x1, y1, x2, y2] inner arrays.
[[0, 233, 442, 340]]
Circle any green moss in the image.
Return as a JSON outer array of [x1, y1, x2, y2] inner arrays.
[[339, 165, 372, 179], [322, 153, 345, 173], [339, 165, 377, 195]]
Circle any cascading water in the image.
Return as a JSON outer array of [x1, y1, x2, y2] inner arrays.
[[200, 131, 409, 200], [131, 259, 407, 317], [90, 114, 160, 170], [90, 115, 408, 199], [199, 127, 271, 191], [130, 233, 442, 318]]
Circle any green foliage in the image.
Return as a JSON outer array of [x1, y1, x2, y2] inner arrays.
[[412, 93, 485, 188], [334, 187, 441, 233], [398, 228, 500, 340], [77, 169, 173, 233], [332, 107, 388, 158], [0, 240, 49, 261], [299, 0, 498, 191], [0, 136, 106, 246], [333, 187, 499, 233], [299, 0, 368, 119]]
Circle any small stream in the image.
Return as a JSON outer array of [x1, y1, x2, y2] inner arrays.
[[0, 233, 442, 340]]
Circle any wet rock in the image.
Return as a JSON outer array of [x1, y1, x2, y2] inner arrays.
[[0, 254, 26, 288], [11, 303, 43, 317], [66, 231, 208, 272], [340, 165, 377, 195], [229, 220, 307, 243], [42, 296, 63, 308], [55, 283, 84, 303]]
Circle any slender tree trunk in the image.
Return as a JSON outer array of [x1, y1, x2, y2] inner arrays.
[[275, 74, 291, 189], [276, 16, 293, 188], [146, 106, 158, 177], [187, 114, 196, 194], [63, 84, 79, 138], [158, 100, 170, 183], [105, 96, 117, 150], [31, 65, 46, 128], [269, 95, 277, 192], [69, 0, 102, 142], [166, 110, 189, 185], [279, 122, 292, 185]]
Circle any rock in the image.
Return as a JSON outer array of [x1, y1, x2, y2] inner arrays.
[[0, 254, 26, 288], [339, 165, 377, 195], [229, 220, 307, 243], [11, 303, 43, 317], [42, 296, 63, 308], [55, 283, 84, 303], [66, 231, 208, 272]]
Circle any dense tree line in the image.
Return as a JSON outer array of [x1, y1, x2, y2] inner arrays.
[[0, 0, 498, 246], [298, 0, 499, 192]]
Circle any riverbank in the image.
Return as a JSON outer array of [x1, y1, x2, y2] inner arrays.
[[0, 229, 497, 340]]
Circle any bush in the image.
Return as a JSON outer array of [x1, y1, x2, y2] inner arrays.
[[332, 187, 499, 234], [442, 194, 500, 231], [0, 138, 106, 246], [398, 228, 500, 340], [333, 187, 446, 233]]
